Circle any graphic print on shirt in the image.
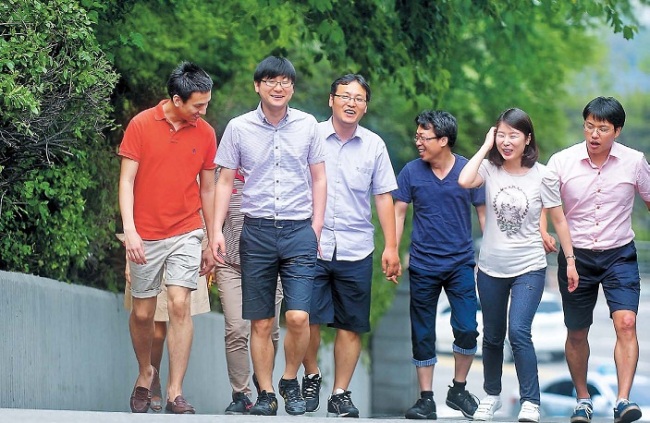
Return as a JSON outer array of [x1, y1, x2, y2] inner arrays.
[[493, 186, 529, 237]]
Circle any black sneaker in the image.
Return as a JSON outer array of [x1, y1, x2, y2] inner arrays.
[[278, 378, 306, 415], [250, 391, 278, 416], [446, 386, 479, 418], [405, 397, 437, 420], [327, 390, 359, 418], [302, 373, 322, 412], [225, 392, 253, 415]]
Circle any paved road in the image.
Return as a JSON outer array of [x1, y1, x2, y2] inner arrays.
[[0, 407, 588, 423]]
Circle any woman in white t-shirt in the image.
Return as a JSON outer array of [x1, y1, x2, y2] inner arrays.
[[458, 108, 578, 423]]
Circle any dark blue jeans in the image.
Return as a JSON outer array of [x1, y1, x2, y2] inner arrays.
[[477, 268, 545, 405], [409, 264, 479, 366]]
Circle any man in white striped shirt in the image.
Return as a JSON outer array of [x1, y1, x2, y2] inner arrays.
[[212, 56, 326, 416]]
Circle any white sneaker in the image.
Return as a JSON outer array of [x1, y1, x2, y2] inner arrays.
[[518, 401, 540, 423], [473, 395, 502, 421]]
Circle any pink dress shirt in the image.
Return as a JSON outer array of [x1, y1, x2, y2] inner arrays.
[[547, 141, 650, 250]]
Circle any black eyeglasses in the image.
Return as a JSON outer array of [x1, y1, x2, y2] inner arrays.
[[413, 134, 440, 143]]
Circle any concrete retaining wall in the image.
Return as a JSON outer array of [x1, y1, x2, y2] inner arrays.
[[0, 270, 369, 415]]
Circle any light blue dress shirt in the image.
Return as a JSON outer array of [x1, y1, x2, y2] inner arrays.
[[318, 118, 398, 261]]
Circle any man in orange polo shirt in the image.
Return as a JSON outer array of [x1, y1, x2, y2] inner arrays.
[[118, 61, 217, 414]]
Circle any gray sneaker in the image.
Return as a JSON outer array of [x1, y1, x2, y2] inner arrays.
[[327, 390, 359, 418], [278, 378, 306, 415], [302, 373, 322, 412]]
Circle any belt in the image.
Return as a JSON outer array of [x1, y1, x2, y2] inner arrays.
[[244, 216, 310, 229]]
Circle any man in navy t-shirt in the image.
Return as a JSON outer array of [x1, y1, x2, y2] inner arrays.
[[393, 110, 485, 420]]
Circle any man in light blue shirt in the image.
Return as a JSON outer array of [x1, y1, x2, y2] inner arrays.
[[300, 74, 400, 418], [212, 56, 326, 416]]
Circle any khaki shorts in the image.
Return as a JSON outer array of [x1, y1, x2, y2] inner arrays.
[[129, 229, 203, 298], [123, 274, 211, 321]]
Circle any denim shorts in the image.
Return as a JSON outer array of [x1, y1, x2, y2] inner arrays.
[[309, 252, 373, 333], [129, 229, 203, 299], [558, 241, 640, 330], [240, 217, 317, 320]]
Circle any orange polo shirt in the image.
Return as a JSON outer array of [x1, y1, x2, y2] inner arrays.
[[119, 100, 217, 240]]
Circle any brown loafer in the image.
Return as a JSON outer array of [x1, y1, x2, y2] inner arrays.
[[129, 386, 151, 413], [150, 369, 162, 412], [165, 395, 195, 414]]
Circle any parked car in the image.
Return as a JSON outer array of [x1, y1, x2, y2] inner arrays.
[[435, 290, 565, 362], [509, 371, 650, 419]]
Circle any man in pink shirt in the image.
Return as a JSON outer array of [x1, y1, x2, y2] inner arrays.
[[542, 97, 650, 423]]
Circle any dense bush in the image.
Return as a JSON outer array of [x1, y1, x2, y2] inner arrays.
[[0, 0, 120, 286]]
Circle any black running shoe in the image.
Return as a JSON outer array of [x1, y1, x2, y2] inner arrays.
[[302, 373, 322, 413], [225, 392, 253, 415], [405, 397, 437, 420], [327, 390, 359, 418], [446, 386, 479, 418], [278, 378, 306, 415], [250, 391, 278, 416]]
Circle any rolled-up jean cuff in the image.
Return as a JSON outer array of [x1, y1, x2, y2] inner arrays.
[[453, 344, 478, 356], [412, 356, 438, 367]]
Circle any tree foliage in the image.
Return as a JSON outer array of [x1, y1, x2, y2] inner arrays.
[[1, 0, 648, 327], [0, 0, 119, 284]]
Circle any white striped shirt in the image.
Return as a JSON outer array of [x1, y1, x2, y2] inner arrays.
[[216, 104, 324, 220]]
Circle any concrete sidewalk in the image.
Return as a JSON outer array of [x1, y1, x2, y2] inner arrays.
[[0, 408, 582, 423]]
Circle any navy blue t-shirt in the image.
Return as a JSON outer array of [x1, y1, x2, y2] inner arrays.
[[393, 154, 485, 272]]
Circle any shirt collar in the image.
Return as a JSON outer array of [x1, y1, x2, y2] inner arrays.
[[578, 140, 623, 161], [153, 99, 198, 127], [256, 102, 290, 126], [324, 117, 362, 143], [153, 100, 169, 121]]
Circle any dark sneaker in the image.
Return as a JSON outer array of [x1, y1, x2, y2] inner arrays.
[[446, 386, 479, 418], [614, 400, 642, 423], [405, 397, 436, 420], [571, 402, 593, 423], [278, 378, 306, 415], [327, 390, 359, 418], [250, 391, 278, 416], [225, 392, 253, 415], [302, 373, 322, 412]]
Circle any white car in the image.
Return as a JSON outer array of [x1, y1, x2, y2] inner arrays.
[[435, 290, 565, 362], [512, 371, 650, 419]]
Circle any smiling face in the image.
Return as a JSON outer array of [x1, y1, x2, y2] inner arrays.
[[414, 125, 446, 163], [173, 91, 211, 124], [495, 122, 530, 168], [329, 81, 368, 129], [254, 76, 294, 113]]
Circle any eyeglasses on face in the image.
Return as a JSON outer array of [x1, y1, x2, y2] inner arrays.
[[413, 134, 440, 143], [260, 79, 294, 88], [583, 122, 613, 135], [333, 94, 367, 104]]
